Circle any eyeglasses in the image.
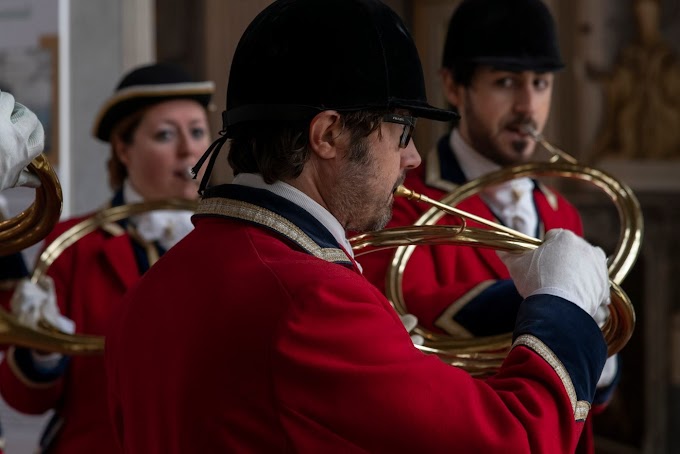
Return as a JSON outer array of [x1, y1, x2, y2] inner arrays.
[[382, 113, 417, 149]]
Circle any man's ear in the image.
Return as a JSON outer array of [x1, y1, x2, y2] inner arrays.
[[309, 110, 343, 160], [440, 68, 462, 108]]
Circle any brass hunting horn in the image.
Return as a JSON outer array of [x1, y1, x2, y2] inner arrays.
[[24, 198, 198, 355], [0, 155, 62, 255], [0, 154, 88, 353], [0, 164, 197, 354], [350, 130, 641, 375]]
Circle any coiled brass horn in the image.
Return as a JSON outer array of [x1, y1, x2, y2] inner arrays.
[[0, 195, 197, 355], [350, 131, 641, 375], [0, 155, 84, 353], [0, 155, 62, 255]]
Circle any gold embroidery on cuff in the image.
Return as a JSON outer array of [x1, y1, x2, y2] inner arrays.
[[513, 334, 592, 421]]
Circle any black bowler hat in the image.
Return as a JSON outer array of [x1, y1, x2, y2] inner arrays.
[[442, 0, 564, 72], [92, 62, 215, 142], [223, 0, 458, 136]]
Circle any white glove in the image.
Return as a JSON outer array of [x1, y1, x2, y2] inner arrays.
[[597, 355, 618, 389], [593, 303, 610, 328], [11, 276, 75, 335], [0, 91, 44, 190], [400, 313, 424, 346], [497, 229, 610, 320]]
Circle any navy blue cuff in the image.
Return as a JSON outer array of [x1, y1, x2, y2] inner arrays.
[[13, 348, 70, 383], [514, 295, 607, 403], [0, 253, 28, 280], [454, 279, 522, 336]]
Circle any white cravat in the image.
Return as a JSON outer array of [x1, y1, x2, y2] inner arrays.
[[450, 130, 538, 237], [480, 180, 537, 236], [124, 180, 195, 250]]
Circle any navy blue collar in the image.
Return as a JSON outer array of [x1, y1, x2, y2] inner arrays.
[[197, 184, 353, 267], [436, 134, 467, 184]]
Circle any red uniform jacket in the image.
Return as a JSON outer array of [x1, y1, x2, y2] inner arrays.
[[0, 193, 153, 454], [358, 136, 608, 454], [106, 183, 606, 453]]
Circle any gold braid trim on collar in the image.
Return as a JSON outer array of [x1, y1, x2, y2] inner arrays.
[[513, 334, 591, 421], [197, 198, 351, 264], [425, 145, 459, 193]]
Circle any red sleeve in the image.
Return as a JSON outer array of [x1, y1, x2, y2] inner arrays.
[[273, 272, 597, 453]]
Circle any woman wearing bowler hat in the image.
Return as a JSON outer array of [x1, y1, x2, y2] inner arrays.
[[0, 62, 213, 454]]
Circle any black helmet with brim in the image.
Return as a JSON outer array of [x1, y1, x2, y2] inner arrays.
[[223, 0, 458, 137]]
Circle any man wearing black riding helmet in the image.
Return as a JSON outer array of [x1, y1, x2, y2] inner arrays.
[[106, 1, 612, 452], [359, 1, 619, 453]]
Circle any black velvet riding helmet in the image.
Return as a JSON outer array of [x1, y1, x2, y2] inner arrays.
[[222, 0, 458, 137], [442, 0, 564, 74], [92, 62, 214, 142]]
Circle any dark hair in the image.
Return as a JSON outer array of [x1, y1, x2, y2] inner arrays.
[[228, 110, 389, 184], [446, 63, 478, 88], [106, 109, 146, 190]]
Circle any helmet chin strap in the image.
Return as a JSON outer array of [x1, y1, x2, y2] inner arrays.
[[191, 114, 229, 196]]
